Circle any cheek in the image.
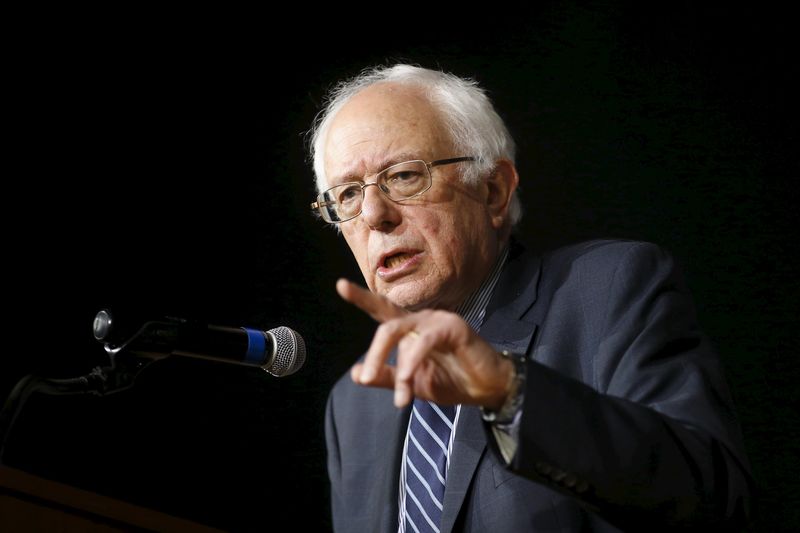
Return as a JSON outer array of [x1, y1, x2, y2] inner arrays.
[[439, 212, 483, 265], [414, 212, 444, 251], [419, 213, 464, 268], [343, 230, 370, 267]]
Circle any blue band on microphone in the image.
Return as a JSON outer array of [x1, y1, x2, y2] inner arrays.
[[243, 327, 267, 365]]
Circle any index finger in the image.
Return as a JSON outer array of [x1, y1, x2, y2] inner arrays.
[[336, 278, 407, 323]]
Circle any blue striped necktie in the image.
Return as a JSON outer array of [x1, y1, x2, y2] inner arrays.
[[404, 399, 457, 532]]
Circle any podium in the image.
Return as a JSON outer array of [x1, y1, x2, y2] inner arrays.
[[0, 465, 222, 532]]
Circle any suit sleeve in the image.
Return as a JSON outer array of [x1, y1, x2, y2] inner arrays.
[[506, 242, 754, 530], [324, 390, 345, 531]]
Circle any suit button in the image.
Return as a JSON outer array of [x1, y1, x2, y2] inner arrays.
[[562, 473, 577, 487], [535, 461, 553, 475]]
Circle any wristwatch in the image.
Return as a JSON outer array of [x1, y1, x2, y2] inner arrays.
[[480, 350, 527, 424]]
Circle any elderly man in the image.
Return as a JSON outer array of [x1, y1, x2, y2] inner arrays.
[[310, 65, 752, 532]]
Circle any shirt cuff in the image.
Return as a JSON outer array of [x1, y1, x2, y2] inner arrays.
[[490, 401, 523, 463], [480, 349, 526, 463]]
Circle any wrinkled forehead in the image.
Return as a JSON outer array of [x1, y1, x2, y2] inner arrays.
[[323, 84, 455, 186]]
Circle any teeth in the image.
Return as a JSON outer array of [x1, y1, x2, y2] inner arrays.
[[385, 253, 412, 269]]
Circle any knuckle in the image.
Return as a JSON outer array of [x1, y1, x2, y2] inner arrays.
[[417, 329, 436, 345], [435, 310, 460, 327]]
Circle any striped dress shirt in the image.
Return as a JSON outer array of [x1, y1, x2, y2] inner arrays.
[[398, 246, 509, 532]]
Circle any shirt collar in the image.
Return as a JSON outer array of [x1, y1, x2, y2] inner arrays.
[[454, 245, 510, 332]]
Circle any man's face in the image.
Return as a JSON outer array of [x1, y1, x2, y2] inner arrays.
[[323, 83, 502, 310]]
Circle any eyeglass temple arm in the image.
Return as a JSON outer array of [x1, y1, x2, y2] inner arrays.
[[310, 200, 334, 209]]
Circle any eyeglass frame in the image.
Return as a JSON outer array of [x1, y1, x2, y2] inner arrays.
[[310, 156, 476, 223]]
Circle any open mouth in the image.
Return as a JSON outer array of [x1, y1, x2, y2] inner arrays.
[[383, 252, 415, 270], [377, 250, 423, 279]]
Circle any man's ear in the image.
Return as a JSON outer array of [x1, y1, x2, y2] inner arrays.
[[485, 159, 519, 230]]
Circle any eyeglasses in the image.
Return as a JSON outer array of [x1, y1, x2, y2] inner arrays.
[[310, 156, 475, 223]]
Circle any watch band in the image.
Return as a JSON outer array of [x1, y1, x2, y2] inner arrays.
[[480, 350, 527, 424]]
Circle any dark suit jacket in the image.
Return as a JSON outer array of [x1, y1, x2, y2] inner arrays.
[[325, 239, 753, 532]]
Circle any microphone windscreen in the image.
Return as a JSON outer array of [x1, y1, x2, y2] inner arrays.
[[267, 326, 306, 377]]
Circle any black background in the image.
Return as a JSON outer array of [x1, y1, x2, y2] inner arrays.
[[2, 2, 797, 531]]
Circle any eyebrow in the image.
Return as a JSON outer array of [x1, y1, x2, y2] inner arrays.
[[332, 152, 422, 184]]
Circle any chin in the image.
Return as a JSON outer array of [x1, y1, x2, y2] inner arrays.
[[379, 285, 424, 310], [383, 283, 449, 311], [383, 293, 420, 310]]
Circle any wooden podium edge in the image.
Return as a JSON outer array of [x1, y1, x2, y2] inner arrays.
[[0, 465, 224, 532]]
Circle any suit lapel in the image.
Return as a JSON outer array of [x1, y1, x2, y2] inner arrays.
[[439, 239, 542, 532], [480, 239, 541, 366], [439, 405, 486, 532], [374, 401, 412, 533], [367, 348, 414, 533]]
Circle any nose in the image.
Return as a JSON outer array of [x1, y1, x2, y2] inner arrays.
[[360, 182, 401, 231]]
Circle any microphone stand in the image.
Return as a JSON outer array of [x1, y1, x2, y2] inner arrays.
[[0, 346, 154, 465], [0, 311, 281, 464]]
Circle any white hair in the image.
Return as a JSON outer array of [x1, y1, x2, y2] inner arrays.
[[309, 64, 522, 226]]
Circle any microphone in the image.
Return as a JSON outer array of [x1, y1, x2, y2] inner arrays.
[[93, 310, 306, 377]]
